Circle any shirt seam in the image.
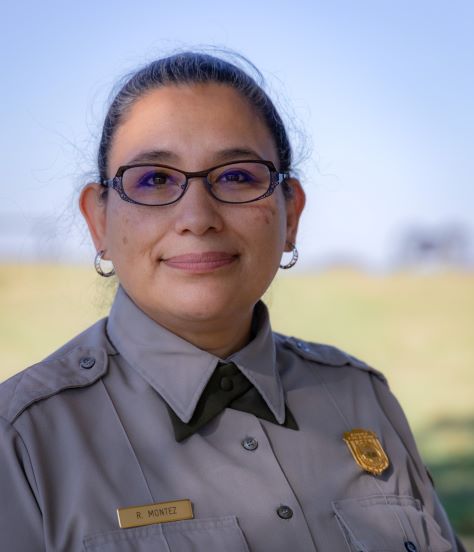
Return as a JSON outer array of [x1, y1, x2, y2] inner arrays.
[[0, 414, 43, 513], [98, 379, 156, 503]]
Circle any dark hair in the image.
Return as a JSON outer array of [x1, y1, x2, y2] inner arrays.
[[97, 51, 293, 198]]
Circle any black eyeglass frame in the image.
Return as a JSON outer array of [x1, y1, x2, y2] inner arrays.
[[100, 159, 290, 206]]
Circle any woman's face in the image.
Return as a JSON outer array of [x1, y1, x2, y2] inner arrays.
[[81, 83, 305, 339]]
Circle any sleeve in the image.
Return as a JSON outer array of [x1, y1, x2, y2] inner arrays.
[[0, 416, 45, 551], [369, 374, 462, 552]]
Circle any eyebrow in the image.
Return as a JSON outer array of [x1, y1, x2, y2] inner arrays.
[[125, 147, 265, 166], [126, 150, 177, 164], [212, 148, 265, 163]]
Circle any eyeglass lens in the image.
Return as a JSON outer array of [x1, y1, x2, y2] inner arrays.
[[121, 162, 272, 205]]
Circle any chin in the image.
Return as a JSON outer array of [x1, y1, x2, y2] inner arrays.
[[130, 276, 258, 327]]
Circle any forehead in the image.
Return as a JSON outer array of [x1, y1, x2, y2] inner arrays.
[[107, 83, 278, 173]]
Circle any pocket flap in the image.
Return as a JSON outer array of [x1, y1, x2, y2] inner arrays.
[[332, 495, 452, 552], [84, 516, 250, 552]]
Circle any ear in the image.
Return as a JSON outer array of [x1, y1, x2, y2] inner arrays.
[[284, 178, 306, 250], [79, 183, 108, 253]]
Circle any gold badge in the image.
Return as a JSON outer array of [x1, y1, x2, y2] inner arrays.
[[117, 499, 194, 529], [343, 429, 389, 476]]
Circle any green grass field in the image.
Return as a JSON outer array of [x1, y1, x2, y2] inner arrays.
[[1, 265, 473, 540]]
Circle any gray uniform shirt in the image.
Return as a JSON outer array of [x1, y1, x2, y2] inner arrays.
[[0, 287, 459, 551]]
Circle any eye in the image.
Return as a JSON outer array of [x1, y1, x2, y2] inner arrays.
[[136, 170, 177, 188], [216, 169, 255, 185]]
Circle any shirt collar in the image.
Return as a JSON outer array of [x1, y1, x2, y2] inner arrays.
[[106, 286, 285, 424]]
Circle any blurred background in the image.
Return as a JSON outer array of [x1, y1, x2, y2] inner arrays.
[[1, 0, 473, 542]]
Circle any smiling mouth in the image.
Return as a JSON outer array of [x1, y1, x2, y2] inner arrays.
[[161, 252, 238, 273]]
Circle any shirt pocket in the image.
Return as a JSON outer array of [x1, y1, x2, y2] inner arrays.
[[332, 495, 452, 552], [83, 515, 250, 552]]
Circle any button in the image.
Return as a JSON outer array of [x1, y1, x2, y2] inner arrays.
[[276, 505, 293, 519], [404, 542, 417, 552], [79, 357, 96, 369], [242, 437, 258, 451], [219, 362, 238, 376], [295, 340, 310, 352], [219, 376, 234, 391]]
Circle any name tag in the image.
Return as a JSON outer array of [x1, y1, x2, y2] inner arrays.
[[117, 499, 194, 529]]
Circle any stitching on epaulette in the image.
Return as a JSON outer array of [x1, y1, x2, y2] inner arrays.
[[279, 334, 386, 382], [282, 337, 351, 366], [8, 371, 27, 421], [7, 347, 109, 423]]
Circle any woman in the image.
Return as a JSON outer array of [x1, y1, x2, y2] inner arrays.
[[0, 52, 463, 551]]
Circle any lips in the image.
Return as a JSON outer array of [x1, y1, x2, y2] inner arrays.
[[162, 251, 238, 273]]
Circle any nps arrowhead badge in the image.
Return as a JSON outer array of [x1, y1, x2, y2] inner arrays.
[[343, 429, 389, 476]]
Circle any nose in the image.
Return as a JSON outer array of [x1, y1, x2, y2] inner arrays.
[[173, 177, 224, 235]]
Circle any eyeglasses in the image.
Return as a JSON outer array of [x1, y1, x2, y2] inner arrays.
[[100, 160, 289, 206]]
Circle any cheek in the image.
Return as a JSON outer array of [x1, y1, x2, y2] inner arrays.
[[243, 203, 276, 226], [107, 210, 131, 251], [105, 202, 156, 256], [241, 202, 287, 248], [244, 202, 279, 223]]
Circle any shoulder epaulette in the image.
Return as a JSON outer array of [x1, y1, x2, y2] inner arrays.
[[276, 334, 386, 383], [0, 319, 116, 423]]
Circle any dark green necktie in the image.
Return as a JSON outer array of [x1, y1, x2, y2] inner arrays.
[[167, 362, 298, 442]]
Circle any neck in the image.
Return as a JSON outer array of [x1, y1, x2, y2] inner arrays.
[[141, 306, 255, 359]]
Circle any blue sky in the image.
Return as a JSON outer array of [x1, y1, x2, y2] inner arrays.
[[1, 0, 473, 268]]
